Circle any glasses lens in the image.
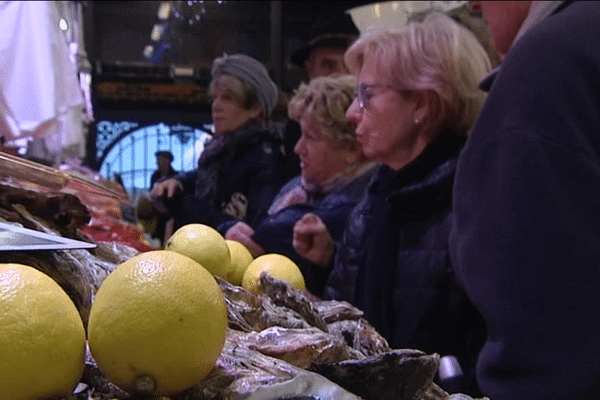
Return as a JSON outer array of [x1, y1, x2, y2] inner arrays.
[[358, 84, 367, 109]]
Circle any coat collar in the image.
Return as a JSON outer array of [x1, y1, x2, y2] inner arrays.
[[369, 133, 465, 199]]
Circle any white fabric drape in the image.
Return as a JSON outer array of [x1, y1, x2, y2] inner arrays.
[[0, 1, 84, 158]]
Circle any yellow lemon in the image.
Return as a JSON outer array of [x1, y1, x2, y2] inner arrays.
[[225, 240, 254, 285], [241, 253, 306, 294], [87, 250, 228, 396], [165, 223, 232, 278], [0, 263, 86, 400]]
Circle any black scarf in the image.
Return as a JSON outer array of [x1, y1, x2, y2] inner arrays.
[[194, 121, 269, 203]]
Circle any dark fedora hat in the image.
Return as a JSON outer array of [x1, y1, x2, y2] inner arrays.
[[155, 150, 174, 162], [291, 11, 359, 67]]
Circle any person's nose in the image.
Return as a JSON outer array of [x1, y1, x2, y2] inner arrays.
[[469, 1, 482, 13], [346, 98, 361, 124], [294, 136, 305, 156], [211, 97, 221, 112]]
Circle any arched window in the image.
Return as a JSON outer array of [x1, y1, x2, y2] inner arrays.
[[97, 121, 212, 201]]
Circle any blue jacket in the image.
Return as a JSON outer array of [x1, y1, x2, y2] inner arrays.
[[450, 2, 600, 399], [326, 134, 485, 395], [250, 168, 376, 297]]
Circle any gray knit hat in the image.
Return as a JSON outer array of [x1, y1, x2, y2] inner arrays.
[[211, 53, 279, 117]]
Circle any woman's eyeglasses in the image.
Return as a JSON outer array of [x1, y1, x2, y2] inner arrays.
[[355, 83, 396, 111]]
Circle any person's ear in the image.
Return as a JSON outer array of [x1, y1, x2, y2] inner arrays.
[[249, 104, 262, 120], [412, 90, 443, 128], [304, 58, 314, 78]]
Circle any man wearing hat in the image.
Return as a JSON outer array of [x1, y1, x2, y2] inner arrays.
[[147, 150, 178, 246], [291, 11, 359, 79], [150, 150, 177, 190]]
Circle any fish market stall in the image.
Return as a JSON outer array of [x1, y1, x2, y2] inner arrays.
[[0, 152, 485, 400]]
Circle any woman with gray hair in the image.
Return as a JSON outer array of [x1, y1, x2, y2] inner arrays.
[[151, 53, 282, 232], [222, 74, 377, 296], [293, 13, 491, 395]]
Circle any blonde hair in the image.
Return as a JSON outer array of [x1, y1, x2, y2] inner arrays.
[[288, 74, 357, 146], [209, 74, 261, 112], [345, 12, 492, 134]]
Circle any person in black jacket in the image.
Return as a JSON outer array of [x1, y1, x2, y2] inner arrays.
[[292, 13, 491, 395], [221, 75, 377, 297], [147, 150, 178, 245], [150, 53, 282, 231], [450, 2, 600, 399], [149, 151, 177, 190]]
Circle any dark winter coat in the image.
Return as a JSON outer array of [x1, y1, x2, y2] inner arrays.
[[168, 121, 282, 230], [249, 166, 376, 297], [150, 166, 177, 190], [450, 2, 600, 399], [326, 133, 485, 394]]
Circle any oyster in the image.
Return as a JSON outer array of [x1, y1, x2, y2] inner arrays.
[[217, 277, 312, 332], [312, 300, 364, 323], [259, 273, 328, 332], [178, 330, 306, 399], [309, 349, 441, 400], [231, 326, 351, 368], [230, 371, 362, 400]]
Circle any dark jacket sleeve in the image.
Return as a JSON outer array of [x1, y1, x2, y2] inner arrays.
[[243, 138, 282, 227], [324, 196, 367, 302], [450, 3, 600, 399], [176, 170, 197, 193], [216, 219, 237, 236], [150, 170, 160, 189]]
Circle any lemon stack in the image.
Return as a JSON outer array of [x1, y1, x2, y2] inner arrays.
[[0, 223, 307, 398]]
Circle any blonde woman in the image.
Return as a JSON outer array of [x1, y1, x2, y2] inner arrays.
[[293, 13, 491, 395], [223, 75, 377, 296]]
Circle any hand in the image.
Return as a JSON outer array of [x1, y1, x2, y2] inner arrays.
[[293, 213, 335, 268], [225, 221, 265, 257], [150, 178, 183, 199]]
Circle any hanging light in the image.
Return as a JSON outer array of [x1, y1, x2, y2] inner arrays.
[[143, 45, 154, 59], [144, 0, 225, 62], [151, 24, 165, 42], [157, 2, 171, 20], [170, 0, 223, 26], [59, 18, 68, 31]]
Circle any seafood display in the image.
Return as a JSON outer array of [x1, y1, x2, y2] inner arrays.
[[78, 275, 463, 400], [0, 181, 487, 400]]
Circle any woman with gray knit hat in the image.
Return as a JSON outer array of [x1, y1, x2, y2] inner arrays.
[[151, 53, 283, 232]]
